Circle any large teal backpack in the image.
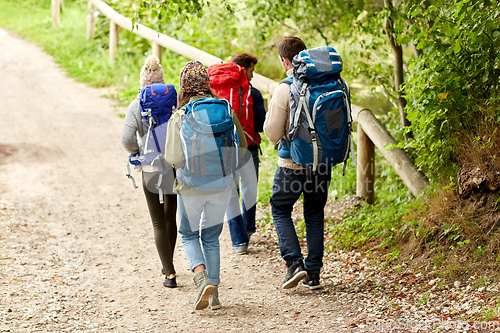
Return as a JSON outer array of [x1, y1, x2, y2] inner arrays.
[[177, 97, 240, 192], [279, 46, 355, 176]]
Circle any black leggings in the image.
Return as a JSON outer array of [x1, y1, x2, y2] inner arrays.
[[142, 175, 177, 276]]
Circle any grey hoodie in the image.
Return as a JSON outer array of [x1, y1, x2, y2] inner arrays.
[[121, 99, 147, 155]]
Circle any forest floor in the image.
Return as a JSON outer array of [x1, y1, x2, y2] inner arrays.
[[1, 27, 499, 333]]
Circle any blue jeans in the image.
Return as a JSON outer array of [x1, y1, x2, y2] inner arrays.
[[226, 148, 259, 252], [270, 166, 331, 274], [177, 190, 231, 285]]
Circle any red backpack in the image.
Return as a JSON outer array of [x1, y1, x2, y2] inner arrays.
[[208, 62, 260, 146]]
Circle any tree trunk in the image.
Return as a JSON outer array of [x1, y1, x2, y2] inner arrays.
[[384, 0, 413, 140], [410, 40, 420, 60]]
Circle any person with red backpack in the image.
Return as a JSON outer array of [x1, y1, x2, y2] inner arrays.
[[208, 53, 265, 254], [231, 53, 266, 137]]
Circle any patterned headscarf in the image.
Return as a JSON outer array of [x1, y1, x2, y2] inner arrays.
[[179, 61, 210, 94]]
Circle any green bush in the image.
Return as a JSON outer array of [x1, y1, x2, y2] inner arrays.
[[403, 0, 500, 181]]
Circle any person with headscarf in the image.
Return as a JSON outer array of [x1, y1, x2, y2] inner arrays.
[[164, 61, 247, 310]]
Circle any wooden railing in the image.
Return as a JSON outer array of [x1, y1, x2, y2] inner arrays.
[[352, 106, 428, 201], [52, 0, 429, 202]]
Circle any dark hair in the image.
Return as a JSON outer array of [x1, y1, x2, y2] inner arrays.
[[177, 89, 218, 108], [276, 37, 307, 62], [231, 52, 258, 69]]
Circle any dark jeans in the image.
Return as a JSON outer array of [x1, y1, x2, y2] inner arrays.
[[270, 166, 331, 274], [226, 148, 259, 251], [142, 174, 177, 276]]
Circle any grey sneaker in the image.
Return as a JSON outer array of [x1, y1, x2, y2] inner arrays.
[[209, 285, 221, 310], [193, 271, 214, 310]]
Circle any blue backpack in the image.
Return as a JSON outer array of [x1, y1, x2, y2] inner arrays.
[[177, 97, 240, 192], [126, 83, 177, 203], [280, 46, 355, 175]]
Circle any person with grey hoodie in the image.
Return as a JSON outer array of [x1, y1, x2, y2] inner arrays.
[[121, 55, 178, 288]]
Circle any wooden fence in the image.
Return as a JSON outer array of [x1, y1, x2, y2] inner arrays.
[[52, 0, 429, 202]]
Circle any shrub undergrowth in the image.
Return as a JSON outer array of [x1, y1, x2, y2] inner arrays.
[[404, 118, 500, 272]]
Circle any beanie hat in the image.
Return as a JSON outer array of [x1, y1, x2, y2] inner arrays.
[[140, 55, 165, 88], [179, 61, 210, 94]]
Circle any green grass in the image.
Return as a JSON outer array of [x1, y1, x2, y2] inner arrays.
[[327, 198, 415, 250]]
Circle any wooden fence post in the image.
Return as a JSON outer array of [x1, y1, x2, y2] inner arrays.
[[109, 21, 119, 64], [357, 123, 375, 204], [51, 0, 60, 28], [152, 41, 163, 63], [86, 2, 95, 40], [352, 106, 429, 197]]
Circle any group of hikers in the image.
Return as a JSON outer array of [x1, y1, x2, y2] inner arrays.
[[121, 36, 353, 310]]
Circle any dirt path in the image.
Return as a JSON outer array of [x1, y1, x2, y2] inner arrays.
[[0, 28, 498, 333]]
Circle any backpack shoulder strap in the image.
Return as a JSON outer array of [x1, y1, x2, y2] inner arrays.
[[339, 77, 350, 100], [280, 77, 293, 85], [337, 77, 356, 172]]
